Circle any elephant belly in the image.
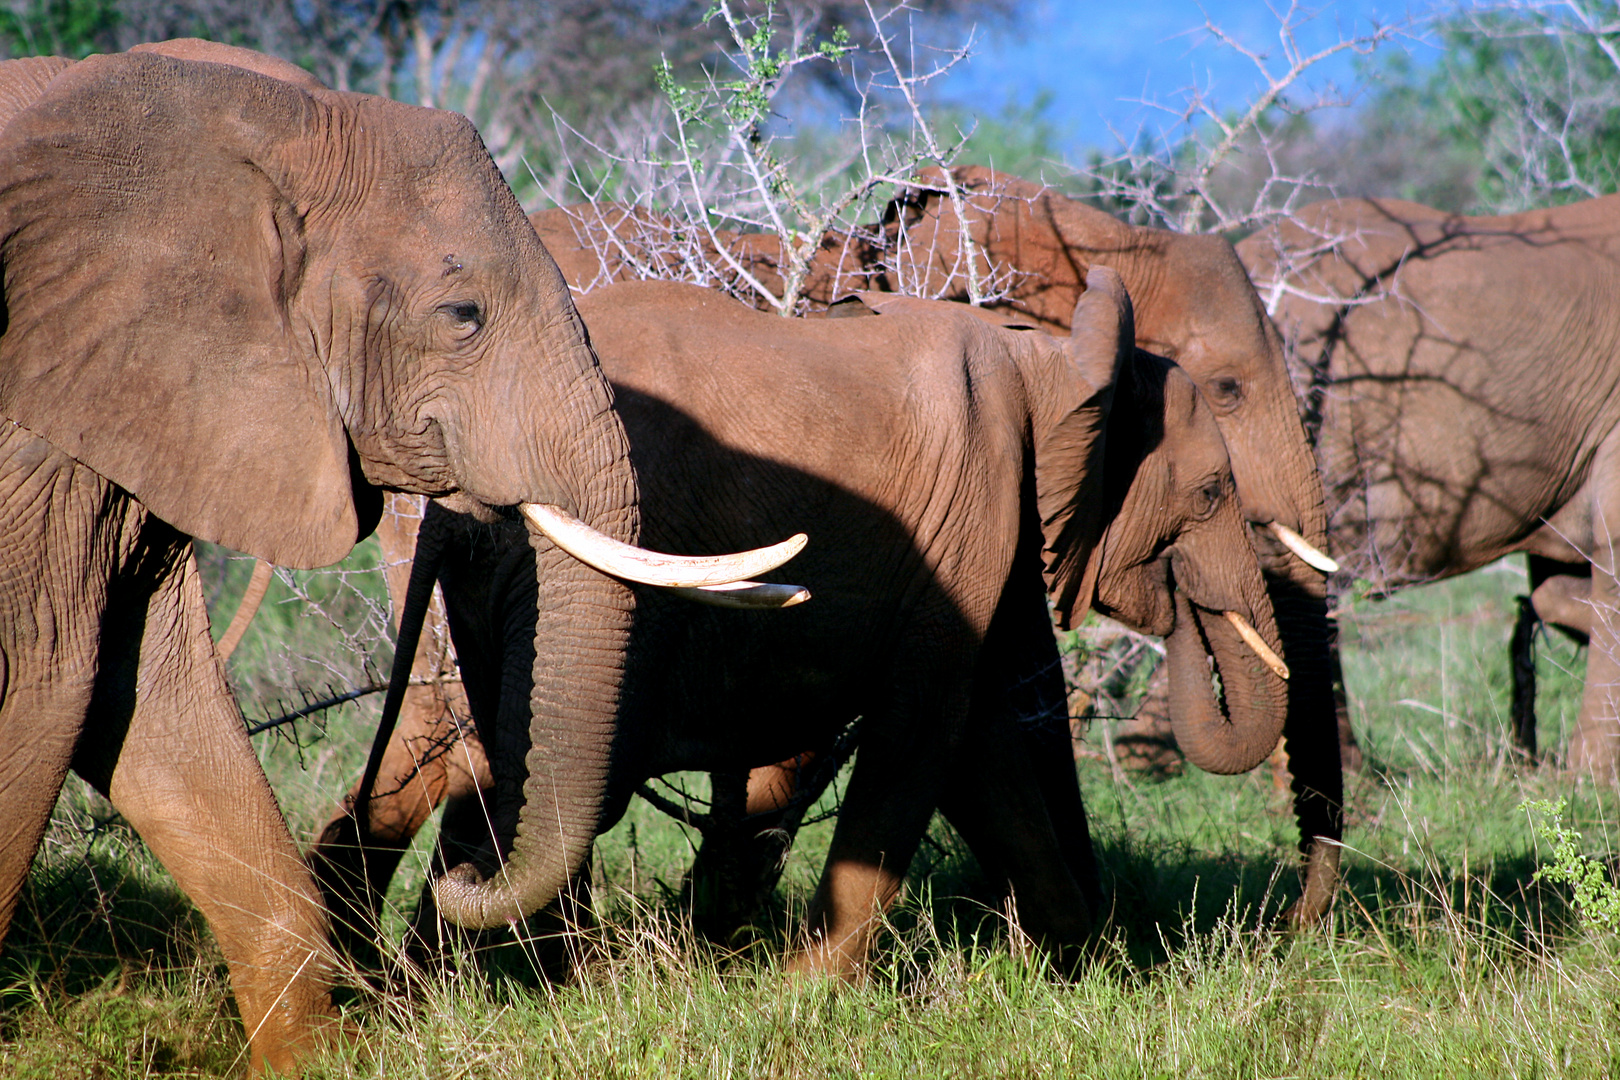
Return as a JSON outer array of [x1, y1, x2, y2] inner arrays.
[[633, 585, 956, 776]]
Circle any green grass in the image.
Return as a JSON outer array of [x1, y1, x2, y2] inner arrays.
[[6, 557, 1620, 1077]]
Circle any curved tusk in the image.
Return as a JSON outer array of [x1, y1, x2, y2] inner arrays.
[[1223, 610, 1290, 681], [669, 581, 812, 609], [216, 558, 274, 661], [1267, 522, 1340, 574], [520, 503, 807, 587]]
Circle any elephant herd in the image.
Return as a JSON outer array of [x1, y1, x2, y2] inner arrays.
[[0, 39, 1615, 1075]]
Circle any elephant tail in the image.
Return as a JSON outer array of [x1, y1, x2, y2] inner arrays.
[[355, 510, 451, 839]]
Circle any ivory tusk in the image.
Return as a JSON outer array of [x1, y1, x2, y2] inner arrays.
[[1223, 610, 1291, 681], [520, 502, 808, 588], [1267, 522, 1340, 574], [669, 581, 812, 609], [216, 558, 274, 661]]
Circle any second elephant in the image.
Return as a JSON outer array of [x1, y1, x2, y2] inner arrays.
[[312, 273, 1288, 975]]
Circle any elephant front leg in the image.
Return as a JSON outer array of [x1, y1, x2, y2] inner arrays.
[[0, 654, 87, 948], [84, 548, 340, 1074]]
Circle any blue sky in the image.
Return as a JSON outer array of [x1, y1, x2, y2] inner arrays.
[[947, 0, 1431, 155]]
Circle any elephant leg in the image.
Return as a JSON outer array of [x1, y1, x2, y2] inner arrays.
[[0, 661, 85, 947], [943, 574, 1099, 957], [0, 445, 136, 950], [1328, 624, 1363, 774], [1569, 561, 1620, 777], [1568, 450, 1620, 778], [790, 653, 967, 978], [1530, 567, 1593, 641], [308, 680, 485, 960], [1513, 557, 1594, 761], [687, 767, 762, 941], [1509, 594, 1539, 759], [937, 714, 1096, 959], [1273, 585, 1343, 927], [77, 542, 338, 1074]]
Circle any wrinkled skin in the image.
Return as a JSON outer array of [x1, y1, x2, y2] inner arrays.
[[0, 47, 641, 1074], [530, 170, 1343, 923], [312, 274, 1287, 976], [1240, 196, 1620, 777]]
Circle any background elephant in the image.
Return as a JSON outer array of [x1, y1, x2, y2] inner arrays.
[[0, 47, 792, 1072], [1238, 195, 1620, 774], [528, 169, 1344, 923], [312, 271, 1290, 976]]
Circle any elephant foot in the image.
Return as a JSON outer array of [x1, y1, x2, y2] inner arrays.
[[1280, 839, 1340, 928]]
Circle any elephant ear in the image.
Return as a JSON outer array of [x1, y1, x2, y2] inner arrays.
[[0, 56, 73, 132], [1036, 266, 1133, 629], [0, 51, 370, 569]]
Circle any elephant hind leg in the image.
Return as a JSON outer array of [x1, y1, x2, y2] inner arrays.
[[789, 659, 969, 979], [82, 545, 339, 1075], [1510, 594, 1539, 759]]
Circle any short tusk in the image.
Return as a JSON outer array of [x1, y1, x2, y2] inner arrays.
[[1224, 610, 1290, 681], [520, 503, 807, 587], [669, 581, 812, 609], [1267, 522, 1339, 574]]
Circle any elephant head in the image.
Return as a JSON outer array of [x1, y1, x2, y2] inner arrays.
[[1026, 270, 1288, 775], [1086, 349, 1289, 774], [860, 269, 1289, 774], [0, 50, 637, 565]]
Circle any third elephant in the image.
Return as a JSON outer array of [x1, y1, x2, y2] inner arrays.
[[1238, 196, 1620, 775]]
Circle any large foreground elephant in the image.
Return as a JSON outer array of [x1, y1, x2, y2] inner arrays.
[[1238, 195, 1620, 774], [0, 48, 792, 1073], [312, 272, 1290, 975], [532, 170, 1344, 923]]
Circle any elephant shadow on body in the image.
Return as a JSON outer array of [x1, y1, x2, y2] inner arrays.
[[395, 390, 1100, 978]]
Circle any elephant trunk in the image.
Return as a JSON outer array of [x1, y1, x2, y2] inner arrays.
[[430, 259, 639, 929], [431, 528, 633, 930], [1164, 586, 1288, 776]]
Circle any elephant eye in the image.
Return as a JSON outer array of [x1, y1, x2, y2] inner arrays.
[[440, 301, 484, 332], [1192, 478, 1224, 520], [1208, 376, 1243, 407]]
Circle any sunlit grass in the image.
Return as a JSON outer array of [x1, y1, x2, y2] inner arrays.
[[6, 560, 1620, 1077]]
